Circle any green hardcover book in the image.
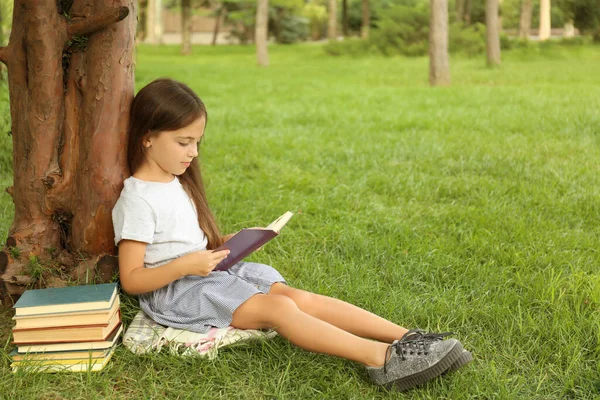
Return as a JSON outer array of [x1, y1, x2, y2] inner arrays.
[[13, 283, 118, 317]]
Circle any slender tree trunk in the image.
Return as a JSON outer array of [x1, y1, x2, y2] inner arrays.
[[361, 0, 370, 39], [486, 0, 501, 66], [256, 0, 269, 66], [464, 0, 472, 25], [456, 0, 465, 23], [342, 0, 349, 37], [181, 0, 192, 54], [154, 0, 163, 44], [498, 0, 503, 33], [539, 0, 551, 40], [146, 0, 156, 43], [0, 2, 135, 302], [145, 0, 163, 44], [328, 0, 337, 40], [137, 0, 148, 42], [518, 0, 533, 39], [429, 0, 450, 86], [212, 6, 224, 46]]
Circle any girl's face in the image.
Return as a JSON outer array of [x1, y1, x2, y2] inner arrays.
[[141, 117, 206, 181]]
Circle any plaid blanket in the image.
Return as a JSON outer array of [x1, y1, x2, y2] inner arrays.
[[123, 310, 277, 359]]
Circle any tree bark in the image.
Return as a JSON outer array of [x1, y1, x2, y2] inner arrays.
[[361, 0, 370, 39], [486, 0, 501, 66], [256, 0, 269, 66], [181, 0, 192, 54], [328, 0, 337, 40], [342, 0, 349, 37], [518, 0, 533, 39], [539, 0, 551, 40], [0, 1, 135, 303], [429, 0, 450, 86]]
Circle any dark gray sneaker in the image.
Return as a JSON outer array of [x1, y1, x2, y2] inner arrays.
[[367, 330, 463, 391], [401, 330, 473, 373], [446, 349, 473, 373]]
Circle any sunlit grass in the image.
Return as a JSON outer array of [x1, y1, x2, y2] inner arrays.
[[1, 43, 599, 399]]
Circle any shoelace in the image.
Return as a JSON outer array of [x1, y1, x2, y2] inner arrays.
[[383, 329, 454, 374]]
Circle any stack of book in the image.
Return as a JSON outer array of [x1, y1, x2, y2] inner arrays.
[[10, 283, 122, 373]]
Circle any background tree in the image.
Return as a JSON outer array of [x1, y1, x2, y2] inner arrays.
[[342, 0, 349, 36], [539, 0, 551, 39], [486, 0, 501, 66], [518, 0, 533, 38], [328, 0, 337, 40], [146, 0, 164, 43], [137, 0, 148, 41], [0, 1, 135, 302], [361, 0, 369, 38], [256, 0, 269, 65], [429, 0, 450, 86], [181, 0, 192, 54], [212, 3, 226, 45]]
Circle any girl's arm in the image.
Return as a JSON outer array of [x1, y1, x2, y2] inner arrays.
[[118, 240, 229, 295]]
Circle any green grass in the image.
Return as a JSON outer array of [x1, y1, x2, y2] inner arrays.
[[1, 43, 600, 399]]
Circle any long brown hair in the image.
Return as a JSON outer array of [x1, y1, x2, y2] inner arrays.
[[127, 78, 223, 249]]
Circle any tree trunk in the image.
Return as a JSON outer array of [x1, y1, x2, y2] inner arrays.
[[498, 0, 503, 33], [518, 0, 533, 39], [486, 0, 501, 66], [145, 0, 162, 44], [328, 0, 337, 40], [539, 0, 551, 40], [456, 0, 465, 23], [342, 0, 349, 37], [0, 1, 135, 303], [212, 6, 224, 46], [181, 0, 192, 54], [256, 0, 269, 66], [429, 0, 450, 86], [145, 0, 155, 43], [464, 0, 472, 25], [361, 0, 370, 39], [154, 0, 163, 44], [138, 0, 148, 42]]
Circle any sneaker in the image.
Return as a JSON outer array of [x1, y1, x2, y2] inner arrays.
[[367, 330, 463, 391], [446, 349, 473, 373], [401, 330, 473, 373]]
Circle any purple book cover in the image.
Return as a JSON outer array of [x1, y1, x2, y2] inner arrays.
[[213, 229, 278, 271]]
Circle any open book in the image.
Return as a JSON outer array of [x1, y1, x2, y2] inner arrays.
[[213, 211, 294, 272]]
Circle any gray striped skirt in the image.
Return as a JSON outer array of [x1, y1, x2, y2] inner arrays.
[[138, 262, 286, 333]]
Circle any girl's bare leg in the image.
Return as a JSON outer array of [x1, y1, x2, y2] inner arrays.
[[230, 293, 389, 367], [269, 283, 408, 343]]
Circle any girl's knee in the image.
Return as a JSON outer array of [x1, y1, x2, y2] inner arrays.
[[272, 285, 318, 312], [232, 294, 298, 329], [267, 294, 299, 314]]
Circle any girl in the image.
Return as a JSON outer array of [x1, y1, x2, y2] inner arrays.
[[112, 78, 471, 392]]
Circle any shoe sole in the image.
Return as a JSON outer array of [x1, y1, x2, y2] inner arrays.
[[446, 350, 473, 374], [385, 341, 464, 392]]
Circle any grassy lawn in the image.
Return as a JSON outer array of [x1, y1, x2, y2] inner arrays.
[[1, 43, 599, 399]]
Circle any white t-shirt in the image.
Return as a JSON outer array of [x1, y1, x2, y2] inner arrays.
[[112, 176, 208, 268]]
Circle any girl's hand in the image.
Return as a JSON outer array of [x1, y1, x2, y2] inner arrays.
[[181, 249, 230, 276]]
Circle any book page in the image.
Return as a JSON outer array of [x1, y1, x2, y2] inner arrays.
[[265, 211, 294, 233]]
